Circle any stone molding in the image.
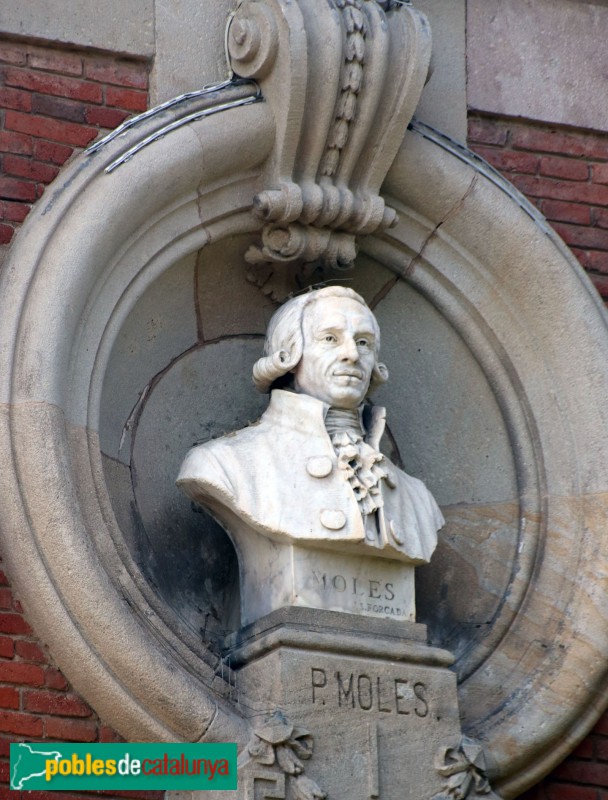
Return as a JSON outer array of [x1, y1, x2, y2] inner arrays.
[[1, 77, 608, 800], [227, 0, 431, 270]]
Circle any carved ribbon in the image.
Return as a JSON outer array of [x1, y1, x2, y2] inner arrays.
[[246, 712, 327, 800], [433, 737, 502, 800]]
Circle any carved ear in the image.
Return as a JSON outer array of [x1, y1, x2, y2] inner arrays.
[[283, 348, 298, 374], [284, 333, 303, 373], [377, 362, 389, 383], [287, 352, 301, 374]]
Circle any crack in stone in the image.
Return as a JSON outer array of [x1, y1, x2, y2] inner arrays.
[[403, 173, 479, 277], [369, 275, 399, 310]]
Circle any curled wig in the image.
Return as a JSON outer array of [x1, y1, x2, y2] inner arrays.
[[252, 286, 389, 395]]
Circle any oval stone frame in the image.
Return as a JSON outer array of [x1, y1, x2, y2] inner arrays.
[[1, 87, 608, 798]]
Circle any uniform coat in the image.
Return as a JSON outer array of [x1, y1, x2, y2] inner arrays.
[[177, 390, 444, 564]]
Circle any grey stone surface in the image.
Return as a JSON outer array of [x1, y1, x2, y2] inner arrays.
[[382, 124, 608, 795], [417, 499, 522, 678], [101, 454, 142, 564], [224, 605, 429, 648], [0, 92, 270, 745], [150, 0, 235, 104], [370, 276, 521, 678], [197, 235, 279, 341], [414, 0, 467, 142], [467, 0, 608, 132], [99, 253, 198, 463], [223, 607, 454, 669], [373, 279, 516, 507], [344, 253, 396, 307], [131, 339, 267, 635], [4, 47, 608, 795], [0, 0, 154, 57], [231, 638, 462, 800]]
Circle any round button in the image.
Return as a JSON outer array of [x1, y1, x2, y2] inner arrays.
[[306, 456, 333, 478], [389, 519, 404, 545], [320, 509, 346, 530]]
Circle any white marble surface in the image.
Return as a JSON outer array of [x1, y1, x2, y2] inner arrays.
[[178, 289, 443, 623], [234, 534, 416, 624], [290, 545, 414, 622], [178, 290, 443, 564]]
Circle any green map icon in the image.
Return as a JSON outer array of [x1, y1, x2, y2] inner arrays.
[[11, 743, 63, 789]]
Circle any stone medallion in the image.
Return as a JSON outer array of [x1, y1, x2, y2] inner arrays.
[[1, 3, 608, 797]]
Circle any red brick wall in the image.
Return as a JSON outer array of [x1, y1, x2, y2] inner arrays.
[[469, 112, 608, 800], [517, 724, 608, 800], [0, 38, 161, 800], [0, 40, 148, 249], [468, 113, 608, 302], [0, 560, 165, 800]]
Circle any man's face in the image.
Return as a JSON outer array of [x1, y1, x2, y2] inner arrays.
[[293, 296, 378, 409]]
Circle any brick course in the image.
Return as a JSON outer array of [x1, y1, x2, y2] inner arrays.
[[468, 113, 608, 302], [0, 40, 161, 800], [0, 39, 150, 249], [521, 723, 608, 800], [0, 559, 162, 800], [470, 115, 608, 800]]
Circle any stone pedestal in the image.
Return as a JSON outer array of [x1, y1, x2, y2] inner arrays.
[[203, 609, 464, 800], [236, 538, 416, 625]]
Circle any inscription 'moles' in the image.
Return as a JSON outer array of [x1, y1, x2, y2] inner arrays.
[[311, 668, 429, 717]]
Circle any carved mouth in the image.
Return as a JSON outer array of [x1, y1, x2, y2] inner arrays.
[[333, 369, 363, 380]]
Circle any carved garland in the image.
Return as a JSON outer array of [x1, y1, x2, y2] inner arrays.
[[245, 713, 327, 800], [433, 738, 501, 800], [319, 0, 367, 179]]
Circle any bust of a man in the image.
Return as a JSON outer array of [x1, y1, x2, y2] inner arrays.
[[177, 287, 444, 568]]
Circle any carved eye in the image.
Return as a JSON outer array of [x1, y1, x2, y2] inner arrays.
[[324, 334, 337, 343], [357, 338, 370, 348]]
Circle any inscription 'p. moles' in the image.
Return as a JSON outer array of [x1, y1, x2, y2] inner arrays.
[[311, 668, 429, 717]]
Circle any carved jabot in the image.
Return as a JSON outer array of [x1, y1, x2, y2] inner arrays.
[[325, 406, 388, 517], [227, 0, 432, 269]]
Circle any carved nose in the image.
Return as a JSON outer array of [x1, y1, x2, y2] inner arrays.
[[340, 337, 359, 361]]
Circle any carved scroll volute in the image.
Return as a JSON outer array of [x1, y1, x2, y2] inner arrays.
[[227, 0, 432, 270]]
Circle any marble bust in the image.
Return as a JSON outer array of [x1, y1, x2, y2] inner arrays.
[[177, 287, 444, 622]]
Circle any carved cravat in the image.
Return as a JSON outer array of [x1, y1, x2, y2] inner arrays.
[[324, 406, 388, 522]]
